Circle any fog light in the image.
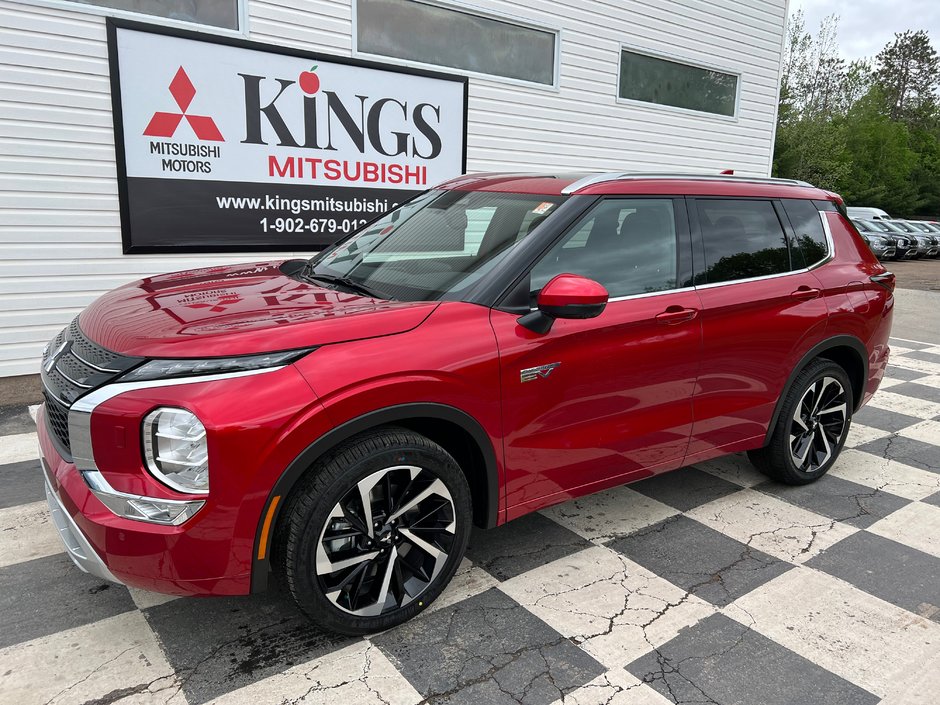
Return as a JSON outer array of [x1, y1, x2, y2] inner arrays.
[[142, 408, 209, 494], [83, 470, 204, 526]]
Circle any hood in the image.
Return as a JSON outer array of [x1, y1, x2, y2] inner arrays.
[[78, 261, 439, 357]]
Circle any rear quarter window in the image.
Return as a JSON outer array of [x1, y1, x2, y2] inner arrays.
[[782, 199, 829, 266]]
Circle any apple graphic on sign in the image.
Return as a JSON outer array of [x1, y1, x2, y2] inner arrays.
[[299, 65, 320, 95]]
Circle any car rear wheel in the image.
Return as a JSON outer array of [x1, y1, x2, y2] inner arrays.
[[277, 427, 471, 634], [748, 359, 852, 485]]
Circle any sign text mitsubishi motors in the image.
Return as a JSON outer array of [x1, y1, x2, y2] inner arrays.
[[108, 20, 467, 253]]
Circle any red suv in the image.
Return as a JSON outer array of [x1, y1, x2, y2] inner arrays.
[[38, 173, 893, 634]]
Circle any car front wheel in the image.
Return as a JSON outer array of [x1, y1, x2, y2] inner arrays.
[[277, 427, 471, 634]]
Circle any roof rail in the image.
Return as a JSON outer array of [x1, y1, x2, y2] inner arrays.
[[560, 172, 815, 194]]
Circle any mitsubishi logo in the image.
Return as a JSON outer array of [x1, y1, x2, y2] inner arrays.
[[43, 340, 69, 374], [143, 67, 224, 141]]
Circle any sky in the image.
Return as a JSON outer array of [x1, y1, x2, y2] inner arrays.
[[789, 0, 940, 61]]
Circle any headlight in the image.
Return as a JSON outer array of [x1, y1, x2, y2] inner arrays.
[[120, 348, 315, 383], [142, 408, 209, 494]]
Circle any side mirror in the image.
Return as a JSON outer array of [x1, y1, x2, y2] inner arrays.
[[518, 273, 609, 334]]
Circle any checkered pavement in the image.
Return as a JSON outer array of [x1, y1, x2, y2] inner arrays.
[[1, 337, 939, 705]]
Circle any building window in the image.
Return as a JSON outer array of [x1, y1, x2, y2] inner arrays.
[[356, 0, 556, 86], [63, 1, 239, 30], [619, 49, 738, 117]]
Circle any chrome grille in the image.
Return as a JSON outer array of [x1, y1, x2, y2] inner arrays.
[[40, 317, 143, 459]]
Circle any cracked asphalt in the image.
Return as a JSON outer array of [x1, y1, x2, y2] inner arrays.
[[1, 332, 939, 704]]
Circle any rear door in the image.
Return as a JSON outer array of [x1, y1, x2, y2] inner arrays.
[[491, 197, 703, 518], [686, 197, 829, 462]]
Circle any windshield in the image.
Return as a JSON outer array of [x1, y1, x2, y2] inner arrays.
[[306, 190, 566, 301], [874, 221, 905, 234], [908, 221, 932, 233], [889, 221, 916, 232]]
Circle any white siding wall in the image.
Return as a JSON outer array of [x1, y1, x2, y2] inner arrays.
[[0, 0, 787, 379]]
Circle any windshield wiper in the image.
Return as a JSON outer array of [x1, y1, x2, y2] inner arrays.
[[304, 272, 393, 300]]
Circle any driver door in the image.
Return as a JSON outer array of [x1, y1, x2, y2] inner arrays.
[[490, 197, 702, 519]]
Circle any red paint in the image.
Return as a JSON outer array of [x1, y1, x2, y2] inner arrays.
[[40, 174, 893, 597], [537, 274, 609, 307]]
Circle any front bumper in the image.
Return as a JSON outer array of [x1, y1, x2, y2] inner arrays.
[[38, 402, 253, 596], [43, 456, 121, 585]]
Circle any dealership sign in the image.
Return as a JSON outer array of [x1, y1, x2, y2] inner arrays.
[[107, 20, 467, 253]]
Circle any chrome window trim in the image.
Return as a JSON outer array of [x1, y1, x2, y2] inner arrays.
[[607, 286, 696, 303], [68, 367, 285, 476]]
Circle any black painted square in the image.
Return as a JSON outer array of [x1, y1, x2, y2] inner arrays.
[[886, 382, 940, 405], [757, 474, 911, 527], [626, 613, 879, 705], [0, 553, 136, 650], [807, 531, 940, 622], [466, 512, 593, 581], [373, 588, 605, 705], [629, 466, 743, 512], [856, 435, 940, 474], [0, 458, 44, 509], [607, 515, 791, 606], [144, 586, 354, 704], [852, 406, 921, 433]]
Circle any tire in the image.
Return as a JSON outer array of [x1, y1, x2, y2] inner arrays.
[[275, 427, 471, 635], [748, 359, 853, 485]]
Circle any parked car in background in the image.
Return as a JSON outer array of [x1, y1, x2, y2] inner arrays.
[[903, 221, 940, 259], [855, 220, 915, 260], [851, 220, 896, 260], [847, 206, 892, 221]]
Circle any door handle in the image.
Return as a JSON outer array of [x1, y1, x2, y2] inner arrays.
[[790, 286, 821, 301], [655, 306, 698, 325]]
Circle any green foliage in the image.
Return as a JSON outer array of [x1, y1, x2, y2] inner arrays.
[[772, 18, 940, 216]]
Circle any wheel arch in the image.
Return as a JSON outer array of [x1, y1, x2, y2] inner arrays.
[[250, 403, 500, 592], [762, 335, 869, 445]]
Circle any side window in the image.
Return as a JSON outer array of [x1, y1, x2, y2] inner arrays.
[[531, 199, 678, 298], [782, 199, 830, 265], [695, 199, 790, 284]]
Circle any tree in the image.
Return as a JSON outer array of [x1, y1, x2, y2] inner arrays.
[[875, 30, 940, 123]]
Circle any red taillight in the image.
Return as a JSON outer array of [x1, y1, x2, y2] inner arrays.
[[870, 272, 895, 293]]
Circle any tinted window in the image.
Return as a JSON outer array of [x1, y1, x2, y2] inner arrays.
[[619, 50, 738, 117], [531, 199, 678, 298], [696, 200, 790, 284], [357, 0, 556, 85], [783, 199, 829, 265]]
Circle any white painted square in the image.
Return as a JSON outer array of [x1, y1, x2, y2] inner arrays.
[[425, 556, 499, 615], [500, 545, 715, 670], [898, 419, 940, 447], [866, 390, 940, 420], [0, 611, 181, 705], [548, 669, 673, 705], [843, 423, 892, 449], [0, 500, 62, 568], [867, 502, 940, 558], [887, 356, 940, 377], [831, 449, 940, 500], [726, 567, 940, 699], [686, 488, 857, 564], [0, 432, 39, 465], [208, 640, 420, 705], [541, 485, 679, 543]]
